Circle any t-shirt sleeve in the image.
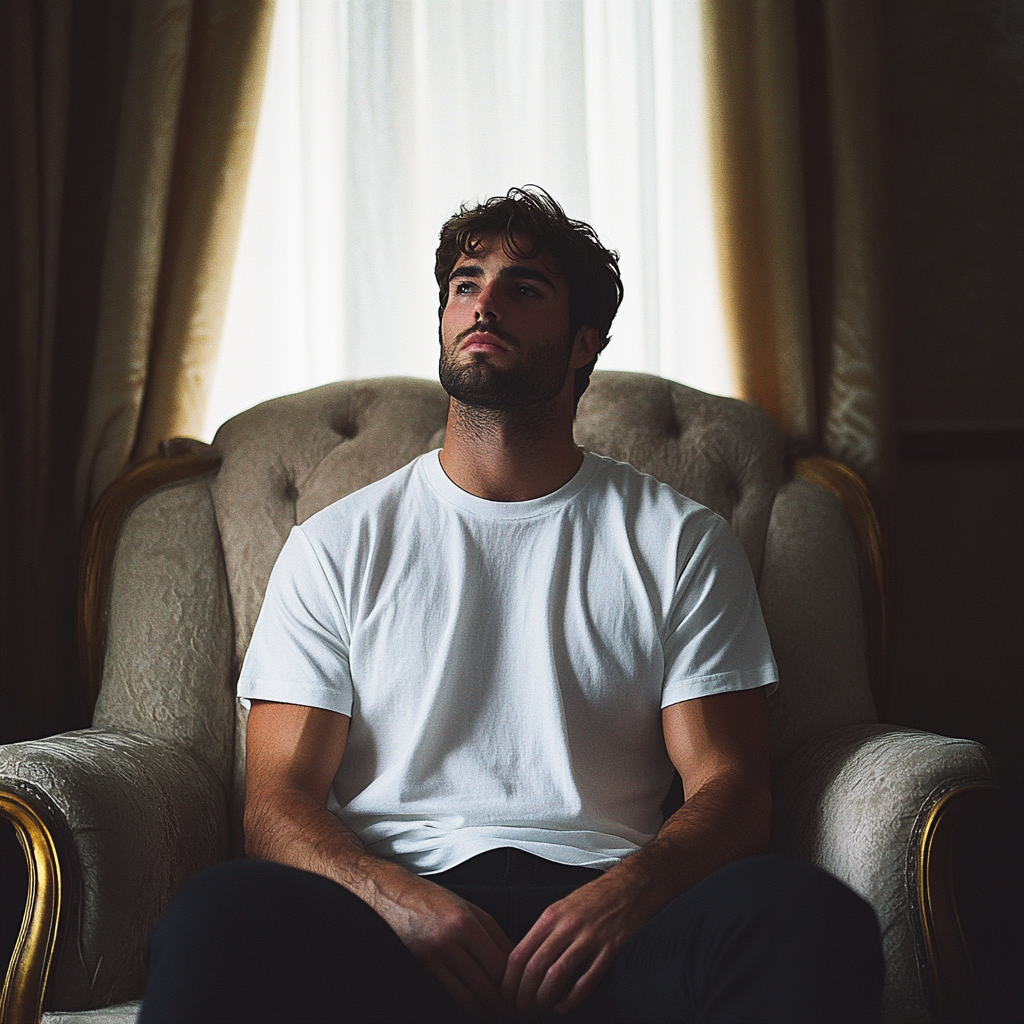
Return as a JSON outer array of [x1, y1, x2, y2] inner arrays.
[[237, 526, 353, 716], [661, 516, 778, 708]]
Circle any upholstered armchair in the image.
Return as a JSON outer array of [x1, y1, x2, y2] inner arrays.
[[0, 373, 996, 1024]]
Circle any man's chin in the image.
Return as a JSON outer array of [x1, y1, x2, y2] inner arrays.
[[440, 364, 532, 411], [442, 378, 516, 410]]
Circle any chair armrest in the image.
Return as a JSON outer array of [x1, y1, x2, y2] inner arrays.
[[0, 729, 229, 1017], [771, 723, 997, 1024]]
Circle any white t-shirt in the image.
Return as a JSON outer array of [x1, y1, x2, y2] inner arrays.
[[238, 450, 777, 874]]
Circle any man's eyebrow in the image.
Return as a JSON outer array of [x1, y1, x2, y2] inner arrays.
[[449, 264, 484, 281], [448, 263, 558, 291], [498, 265, 557, 290]]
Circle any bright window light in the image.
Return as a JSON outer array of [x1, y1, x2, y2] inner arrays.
[[204, 0, 734, 441]]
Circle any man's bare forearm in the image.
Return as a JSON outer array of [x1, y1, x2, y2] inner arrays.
[[606, 767, 771, 915], [243, 702, 513, 1017], [604, 686, 774, 920], [245, 783, 514, 1019], [244, 781, 414, 913], [501, 766, 771, 1016]]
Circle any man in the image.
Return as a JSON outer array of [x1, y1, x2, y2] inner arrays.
[[141, 188, 883, 1023]]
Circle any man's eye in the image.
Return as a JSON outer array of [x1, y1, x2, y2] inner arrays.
[[453, 281, 474, 295], [516, 284, 539, 297]]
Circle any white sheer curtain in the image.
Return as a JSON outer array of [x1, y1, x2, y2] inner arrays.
[[203, 0, 733, 440]]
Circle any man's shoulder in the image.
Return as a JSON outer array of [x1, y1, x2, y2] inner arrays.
[[585, 452, 722, 525]]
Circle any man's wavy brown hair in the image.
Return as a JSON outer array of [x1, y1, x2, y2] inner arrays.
[[434, 186, 624, 411]]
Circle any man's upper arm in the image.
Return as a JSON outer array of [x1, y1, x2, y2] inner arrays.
[[661, 689, 771, 801], [662, 518, 778, 708], [246, 700, 351, 804], [237, 527, 354, 717]]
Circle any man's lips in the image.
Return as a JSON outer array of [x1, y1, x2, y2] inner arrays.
[[459, 329, 510, 353]]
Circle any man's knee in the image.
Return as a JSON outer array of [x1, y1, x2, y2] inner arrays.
[[690, 857, 881, 964], [692, 855, 884, 1021], [717, 855, 879, 934], [147, 858, 402, 975], [142, 860, 441, 1024], [611, 856, 884, 1024], [151, 860, 313, 962]]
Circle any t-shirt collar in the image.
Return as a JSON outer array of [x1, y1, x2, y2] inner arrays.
[[421, 448, 599, 520]]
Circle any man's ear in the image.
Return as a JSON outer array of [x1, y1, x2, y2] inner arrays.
[[570, 326, 601, 369]]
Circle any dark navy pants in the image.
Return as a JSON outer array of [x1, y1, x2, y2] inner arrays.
[[140, 851, 884, 1023]]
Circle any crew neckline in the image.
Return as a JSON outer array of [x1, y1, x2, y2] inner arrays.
[[421, 449, 599, 520]]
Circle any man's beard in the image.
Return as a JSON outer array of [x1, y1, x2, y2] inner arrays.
[[439, 327, 574, 412]]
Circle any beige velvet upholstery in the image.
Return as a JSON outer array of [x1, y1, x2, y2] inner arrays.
[[41, 1007, 141, 1024], [773, 725, 996, 1023], [0, 372, 995, 1024]]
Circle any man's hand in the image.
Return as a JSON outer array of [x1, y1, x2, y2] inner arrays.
[[502, 687, 773, 1018], [246, 700, 514, 1021], [501, 872, 647, 1017], [374, 869, 514, 1021]]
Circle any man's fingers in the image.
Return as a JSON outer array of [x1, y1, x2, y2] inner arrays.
[[469, 904, 515, 979], [500, 937, 532, 1001], [473, 904, 514, 956], [428, 940, 509, 1020], [528, 935, 594, 1012], [447, 908, 516, 1018], [506, 909, 622, 1016], [502, 916, 552, 1004], [509, 924, 581, 1013], [549, 944, 617, 1015]]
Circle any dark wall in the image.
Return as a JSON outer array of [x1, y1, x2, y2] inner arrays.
[[882, 2, 1023, 1020], [884, 0, 1023, 805]]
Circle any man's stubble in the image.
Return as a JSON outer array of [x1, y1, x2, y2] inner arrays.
[[438, 325, 575, 414]]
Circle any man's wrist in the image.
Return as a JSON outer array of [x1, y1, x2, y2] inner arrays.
[[599, 846, 681, 921], [347, 854, 440, 925]]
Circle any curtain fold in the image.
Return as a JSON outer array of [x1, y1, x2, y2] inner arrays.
[[1, 0, 272, 742], [702, 0, 893, 497], [78, 0, 274, 513], [814, 0, 893, 497], [1, 1, 136, 741], [128, 0, 274, 467], [72, 0, 192, 520], [702, 0, 816, 442]]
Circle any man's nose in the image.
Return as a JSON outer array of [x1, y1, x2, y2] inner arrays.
[[473, 280, 502, 321]]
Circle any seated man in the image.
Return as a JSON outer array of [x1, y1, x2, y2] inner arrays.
[[140, 188, 883, 1023]]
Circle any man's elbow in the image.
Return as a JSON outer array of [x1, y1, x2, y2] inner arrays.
[[243, 784, 283, 860], [243, 799, 267, 860]]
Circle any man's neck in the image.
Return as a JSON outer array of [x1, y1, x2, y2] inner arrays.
[[438, 398, 584, 502]]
